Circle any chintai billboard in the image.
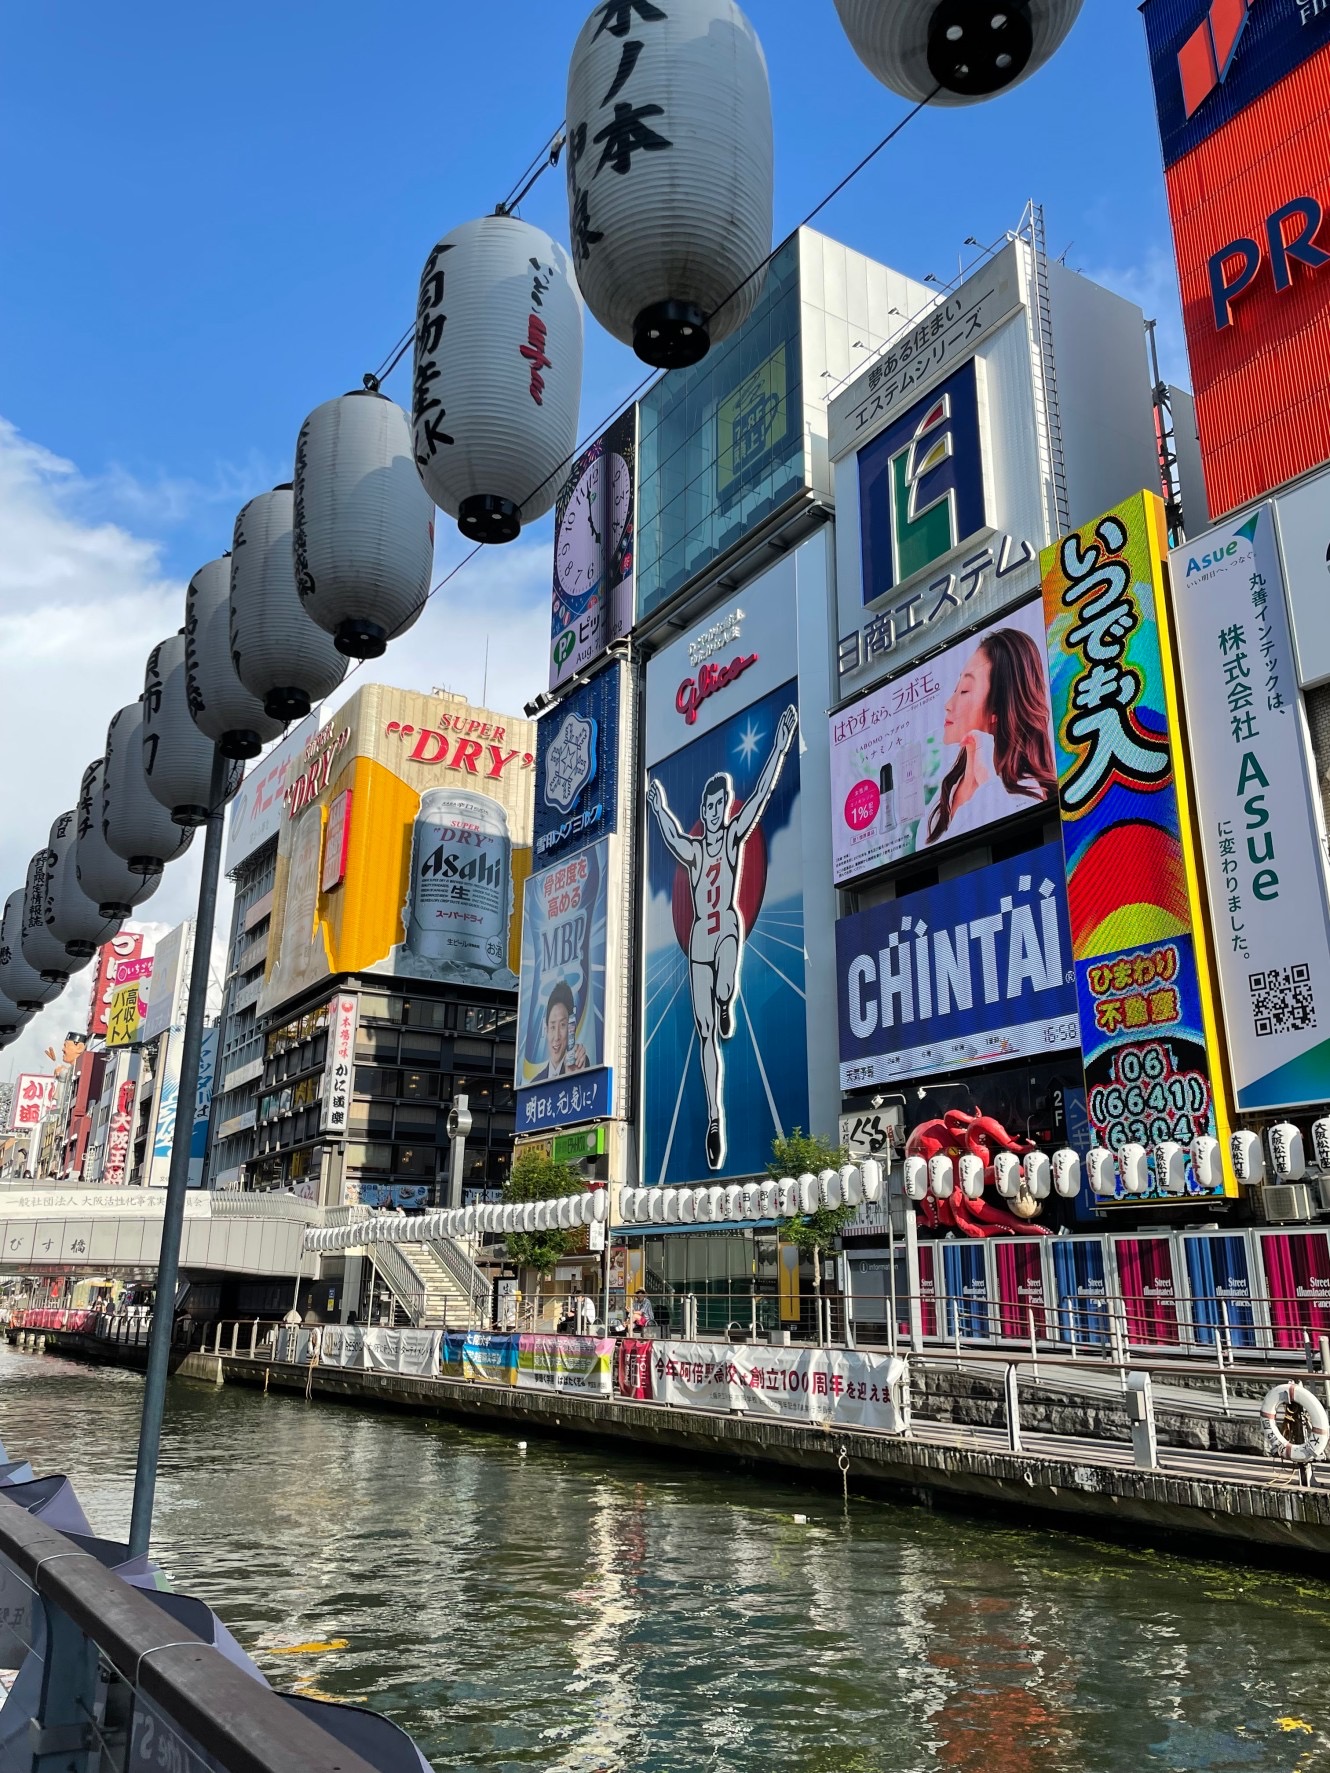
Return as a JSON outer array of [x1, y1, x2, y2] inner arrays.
[[835, 843, 1079, 1089]]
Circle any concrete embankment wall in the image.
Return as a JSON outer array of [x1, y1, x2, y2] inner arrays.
[[21, 1330, 1330, 1563]]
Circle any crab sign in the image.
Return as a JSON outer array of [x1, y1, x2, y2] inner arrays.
[[905, 1109, 1050, 1239]]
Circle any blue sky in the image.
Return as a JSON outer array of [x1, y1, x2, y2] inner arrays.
[[0, 0, 1181, 1070]]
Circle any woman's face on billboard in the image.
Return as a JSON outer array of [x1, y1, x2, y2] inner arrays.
[[942, 647, 994, 744]]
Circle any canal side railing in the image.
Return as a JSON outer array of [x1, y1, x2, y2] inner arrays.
[[0, 1495, 382, 1773]]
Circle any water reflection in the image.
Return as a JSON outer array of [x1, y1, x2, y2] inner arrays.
[[0, 1346, 1327, 1772]]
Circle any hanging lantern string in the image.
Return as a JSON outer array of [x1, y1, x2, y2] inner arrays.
[[161, 90, 951, 826]]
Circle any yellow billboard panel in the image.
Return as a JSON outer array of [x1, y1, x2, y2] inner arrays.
[[260, 686, 536, 1017]]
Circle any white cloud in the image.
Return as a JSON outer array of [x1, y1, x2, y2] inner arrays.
[[1077, 245, 1190, 391]]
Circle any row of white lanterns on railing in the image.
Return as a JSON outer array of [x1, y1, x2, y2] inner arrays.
[[619, 1165, 885, 1225], [900, 1137, 1226, 1203]]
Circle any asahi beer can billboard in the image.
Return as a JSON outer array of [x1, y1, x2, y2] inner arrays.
[[260, 685, 536, 1016]]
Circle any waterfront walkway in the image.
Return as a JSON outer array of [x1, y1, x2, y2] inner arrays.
[[13, 1316, 1330, 1566]]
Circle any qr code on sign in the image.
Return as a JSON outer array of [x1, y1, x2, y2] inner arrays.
[[1249, 964, 1316, 1037]]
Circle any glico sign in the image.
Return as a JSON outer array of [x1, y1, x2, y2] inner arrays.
[[1143, 0, 1330, 516]]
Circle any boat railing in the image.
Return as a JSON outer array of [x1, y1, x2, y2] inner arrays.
[[0, 1494, 383, 1773]]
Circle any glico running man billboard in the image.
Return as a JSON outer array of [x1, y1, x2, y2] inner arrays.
[[261, 686, 535, 1017], [642, 547, 838, 1185], [1042, 490, 1233, 1198]]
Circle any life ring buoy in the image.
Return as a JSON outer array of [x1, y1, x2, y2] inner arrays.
[[1260, 1381, 1330, 1463], [306, 1327, 322, 1366]]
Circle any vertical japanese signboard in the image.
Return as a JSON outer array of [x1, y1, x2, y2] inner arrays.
[[322, 994, 358, 1135], [1170, 504, 1330, 1109], [1042, 490, 1232, 1197], [10, 1075, 57, 1133]]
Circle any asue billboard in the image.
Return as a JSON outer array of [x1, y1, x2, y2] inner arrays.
[[835, 843, 1079, 1090]]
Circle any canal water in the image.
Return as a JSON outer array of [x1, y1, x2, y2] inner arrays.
[[1, 1347, 1327, 1773]]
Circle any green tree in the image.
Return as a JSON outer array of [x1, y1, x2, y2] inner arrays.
[[502, 1147, 586, 1276], [770, 1128, 852, 1279]]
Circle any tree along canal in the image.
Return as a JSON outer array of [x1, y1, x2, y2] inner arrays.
[[1, 1344, 1328, 1772]]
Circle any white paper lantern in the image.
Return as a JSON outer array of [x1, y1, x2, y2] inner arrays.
[[1052, 1149, 1082, 1199], [928, 1155, 953, 1199], [958, 1153, 985, 1199], [663, 1188, 682, 1224], [74, 760, 161, 917], [231, 486, 348, 720], [44, 810, 120, 960], [1154, 1141, 1188, 1196], [412, 214, 583, 541], [566, 0, 773, 367], [1229, 1127, 1265, 1185], [185, 558, 285, 760], [1269, 1122, 1307, 1181], [777, 1178, 800, 1216], [1022, 1151, 1051, 1201], [0, 891, 62, 1010], [20, 852, 76, 983], [1191, 1134, 1223, 1190], [740, 1183, 761, 1218], [678, 1188, 697, 1223], [993, 1151, 1022, 1198], [797, 1172, 819, 1213], [832, 0, 1084, 107], [859, 1159, 884, 1202], [840, 1165, 864, 1208], [759, 1181, 780, 1217], [144, 634, 241, 826], [102, 703, 195, 873], [646, 1187, 665, 1222], [902, 1157, 929, 1201], [819, 1169, 843, 1210], [707, 1184, 727, 1219], [723, 1183, 744, 1218], [1118, 1143, 1149, 1195], [1086, 1147, 1117, 1196], [294, 390, 434, 658]]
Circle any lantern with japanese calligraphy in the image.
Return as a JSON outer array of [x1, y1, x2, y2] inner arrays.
[[102, 701, 195, 874], [143, 632, 242, 825], [564, 0, 773, 369], [230, 485, 348, 719], [44, 809, 121, 960], [185, 558, 285, 760], [411, 214, 583, 543], [832, 0, 1084, 105], [75, 759, 162, 917], [20, 850, 79, 983], [0, 891, 61, 1010], [294, 390, 434, 657]]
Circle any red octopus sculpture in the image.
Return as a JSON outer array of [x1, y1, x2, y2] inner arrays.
[[905, 1108, 1050, 1239]]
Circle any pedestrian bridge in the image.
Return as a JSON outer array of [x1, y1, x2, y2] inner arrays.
[[0, 1185, 316, 1278]]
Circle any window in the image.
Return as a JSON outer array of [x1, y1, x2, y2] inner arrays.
[[356, 1027, 399, 1061], [395, 1144, 434, 1177], [401, 1071, 439, 1101], [348, 1101, 394, 1137], [345, 1141, 392, 1174], [453, 1038, 492, 1062], [354, 1067, 400, 1098], [636, 237, 804, 618], [400, 1029, 443, 1063], [403, 999, 449, 1028], [394, 1103, 440, 1136], [358, 992, 401, 1023]]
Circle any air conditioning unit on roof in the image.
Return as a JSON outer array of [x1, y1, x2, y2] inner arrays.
[[1264, 1183, 1315, 1224]]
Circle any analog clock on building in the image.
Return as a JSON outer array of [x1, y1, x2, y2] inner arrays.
[[555, 450, 631, 615]]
